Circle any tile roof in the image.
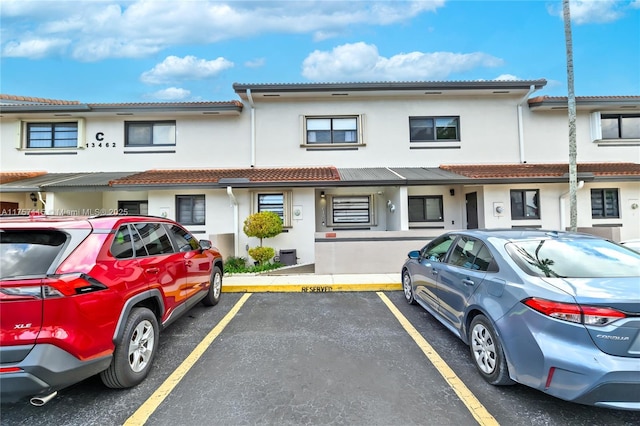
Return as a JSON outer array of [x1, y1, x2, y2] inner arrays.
[[0, 94, 80, 105], [0, 171, 47, 184], [110, 167, 341, 186], [440, 163, 640, 178]]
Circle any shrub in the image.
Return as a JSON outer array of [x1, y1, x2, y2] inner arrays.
[[248, 246, 275, 265], [224, 256, 248, 274], [243, 211, 283, 247]]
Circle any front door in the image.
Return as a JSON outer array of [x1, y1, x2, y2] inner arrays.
[[466, 192, 478, 229]]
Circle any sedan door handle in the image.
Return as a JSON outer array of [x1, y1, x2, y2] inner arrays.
[[462, 278, 475, 286], [145, 267, 160, 274], [431, 270, 438, 276]]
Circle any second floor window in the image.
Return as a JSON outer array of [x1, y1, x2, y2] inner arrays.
[[27, 122, 78, 148], [510, 189, 540, 220], [591, 189, 619, 218], [410, 116, 459, 142], [306, 117, 358, 144], [176, 195, 205, 225], [601, 114, 640, 139], [408, 196, 444, 222], [126, 121, 176, 146]]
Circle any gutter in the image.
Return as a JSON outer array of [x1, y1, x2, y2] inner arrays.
[[247, 89, 256, 167], [517, 85, 539, 163]]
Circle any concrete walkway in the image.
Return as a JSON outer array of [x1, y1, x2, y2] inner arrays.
[[222, 272, 402, 293]]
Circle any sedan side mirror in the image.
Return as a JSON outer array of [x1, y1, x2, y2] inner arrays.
[[408, 250, 421, 260]]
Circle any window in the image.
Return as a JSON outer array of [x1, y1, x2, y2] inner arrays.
[[420, 234, 457, 263], [258, 193, 284, 219], [253, 192, 292, 227], [118, 201, 148, 215], [408, 196, 443, 222], [447, 237, 496, 272], [27, 122, 78, 148], [409, 116, 459, 142], [330, 195, 374, 226], [510, 190, 540, 220], [111, 225, 134, 259], [125, 121, 176, 146], [306, 117, 358, 144], [591, 189, 619, 218], [601, 114, 640, 139], [168, 224, 200, 252], [176, 195, 205, 225], [134, 223, 174, 255]]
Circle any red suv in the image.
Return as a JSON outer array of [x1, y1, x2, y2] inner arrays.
[[0, 214, 223, 405]]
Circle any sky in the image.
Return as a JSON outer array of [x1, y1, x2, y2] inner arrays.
[[0, 0, 638, 103]]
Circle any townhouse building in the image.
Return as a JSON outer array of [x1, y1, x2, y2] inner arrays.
[[1, 81, 639, 273]]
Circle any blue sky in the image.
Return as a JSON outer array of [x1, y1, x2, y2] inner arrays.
[[1, 0, 638, 103]]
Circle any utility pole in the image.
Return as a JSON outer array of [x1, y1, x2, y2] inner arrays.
[[563, 0, 578, 232]]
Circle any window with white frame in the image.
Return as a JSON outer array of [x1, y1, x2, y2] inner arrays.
[[305, 116, 359, 145], [26, 122, 78, 148], [253, 191, 292, 227], [591, 188, 619, 218], [601, 114, 640, 139], [409, 116, 460, 142], [510, 189, 540, 220], [329, 195, 375, 226], [408, 196, 444, 222], [176, 195, 205, 225], [125, 121, 176, 146]]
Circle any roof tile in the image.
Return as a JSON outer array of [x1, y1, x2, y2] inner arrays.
[[0, 171, 48, 184], [110, 167, 341, 186], [440, 163, 640, 178]]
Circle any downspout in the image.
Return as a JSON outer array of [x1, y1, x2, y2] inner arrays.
[[246, 89, 256, 167], [517, 85, 538, 164], [37, 192, 46, 209], [559, 180, 584, 231], [227, 186, 239, 257]]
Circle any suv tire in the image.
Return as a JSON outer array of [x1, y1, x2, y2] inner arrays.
[[202, 265, 222, 306], [100, 307, 159, 389]]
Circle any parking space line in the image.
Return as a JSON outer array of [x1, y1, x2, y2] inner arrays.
[[377, 292, 499, 426], [124, 293, 253, 426]]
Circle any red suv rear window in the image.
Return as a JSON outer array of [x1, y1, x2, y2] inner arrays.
[[0, 230, 68, 278]]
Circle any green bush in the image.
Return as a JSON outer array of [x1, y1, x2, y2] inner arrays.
[[248, 246, 275, 265], [224, 256, 248, 274], [243, 211, 283, 246]]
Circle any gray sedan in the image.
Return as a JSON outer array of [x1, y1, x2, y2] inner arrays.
[[401, 229, 640, 410]]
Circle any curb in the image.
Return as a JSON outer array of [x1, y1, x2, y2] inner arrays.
[[222, 283, 402, 293]]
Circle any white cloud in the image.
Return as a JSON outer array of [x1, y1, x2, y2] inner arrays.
[[2, 38, 69, 58], [495, 74, 519, 81], [548, 0, 626, 24], [302, 42, 503, 81], [146, 87, 192, 101], [245, 58, 266, 68], [0, 1, 445, 61], [141, 55, 234, 85]]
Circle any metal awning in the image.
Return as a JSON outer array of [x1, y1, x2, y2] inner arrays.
[[0, 172, 139, 193]]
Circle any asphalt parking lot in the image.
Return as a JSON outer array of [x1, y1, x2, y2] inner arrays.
[[1, 292, 639, 426]]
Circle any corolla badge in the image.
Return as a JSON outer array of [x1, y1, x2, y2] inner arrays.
[[596, 334, 630, 341]]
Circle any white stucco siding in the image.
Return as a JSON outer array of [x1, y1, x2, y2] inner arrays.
[[251, 96, 524, 168], [523, 109, 640, 163], [0, 114, 250, 173]]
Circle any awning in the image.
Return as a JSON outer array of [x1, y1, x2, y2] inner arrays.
[[0, 172, 139, 193]]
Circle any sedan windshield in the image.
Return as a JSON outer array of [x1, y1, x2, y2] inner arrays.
[[506, 238, 640, 278]]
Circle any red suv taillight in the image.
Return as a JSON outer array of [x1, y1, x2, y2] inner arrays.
[[523, 297, 626, 326], [0, 274, 107, 300]]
